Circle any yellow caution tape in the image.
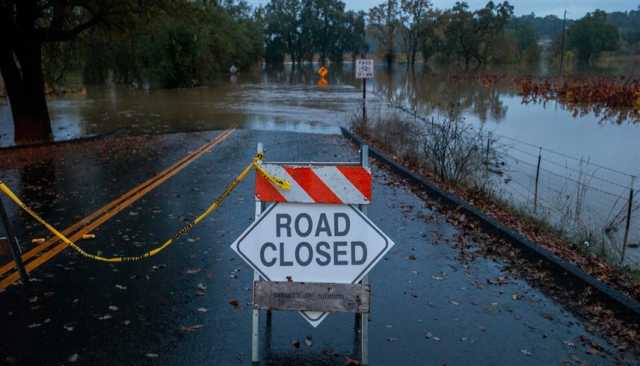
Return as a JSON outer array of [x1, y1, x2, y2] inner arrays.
[[253, 159, 291, 191], [0, 153, 290, 263]]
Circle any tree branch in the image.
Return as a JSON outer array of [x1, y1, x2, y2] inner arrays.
[[40, 14, 103, 42]]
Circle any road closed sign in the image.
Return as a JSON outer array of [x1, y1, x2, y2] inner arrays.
[[355, 59, 374, 79], [230, 202, 395, 326]]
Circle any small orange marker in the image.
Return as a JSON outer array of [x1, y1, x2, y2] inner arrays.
[[318, 66, 328, 79]]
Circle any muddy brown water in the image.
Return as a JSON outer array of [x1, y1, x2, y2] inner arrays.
[[1, 63, 639, 253]]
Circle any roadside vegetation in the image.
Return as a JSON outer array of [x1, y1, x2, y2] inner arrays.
[[2, 1, 640, 143], [350, 111, 640, 302]]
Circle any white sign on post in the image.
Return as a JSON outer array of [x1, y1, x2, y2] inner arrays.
[[230, 202, 394, 327], [355, 59, 374, 79]]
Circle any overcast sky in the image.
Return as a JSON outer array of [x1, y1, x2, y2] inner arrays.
[[247, 0, 639, 18]]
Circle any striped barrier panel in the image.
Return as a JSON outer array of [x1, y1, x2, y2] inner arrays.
[[256, 164, 371, 204]]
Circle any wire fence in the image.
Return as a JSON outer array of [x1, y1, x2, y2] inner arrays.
[[369, 93, 639, 269]]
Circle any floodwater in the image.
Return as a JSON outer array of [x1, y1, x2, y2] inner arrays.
[[1, 63, 639, 249], [2, 63, 638, 178]]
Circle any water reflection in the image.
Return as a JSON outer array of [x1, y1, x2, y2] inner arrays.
[[1, 64, 638, 177]]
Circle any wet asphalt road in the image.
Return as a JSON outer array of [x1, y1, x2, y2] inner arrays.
[[0, 129, 631, 365]]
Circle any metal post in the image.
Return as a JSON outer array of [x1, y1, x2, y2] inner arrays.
[[358, 144, 369, 365], [534, 147, 542, 213], [362, 78, 367, 123], [560, 10, 567, 76], [485, 132, 492, 164], [0, 197, 28, 283], [252, 142, 264, 364], [620, 176, 636, 266]]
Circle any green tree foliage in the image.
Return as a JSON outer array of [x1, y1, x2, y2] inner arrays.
[[369, 0, 401, 65], [512, 13, 570, 41], [567, 10, 620, 63], [504, 19, 540, 64], [419, 8, 442, 64], [399, 0, 433, 66], [1, 0, 164, 142], [81, 1, 263, 88], [437, 1, 514, 69], [263, 0, 366, 65]]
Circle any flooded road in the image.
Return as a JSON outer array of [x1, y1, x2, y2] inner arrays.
[[2, 64, 639, 255], [0, 130, 632, 365], [3, 64, 639, 179], [0, 66, 363, 145]]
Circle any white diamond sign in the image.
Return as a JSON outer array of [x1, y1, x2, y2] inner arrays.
[[230, 202, 395, 327]]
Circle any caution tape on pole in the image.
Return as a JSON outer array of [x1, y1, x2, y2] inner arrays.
[[0, 153, 289, 263]]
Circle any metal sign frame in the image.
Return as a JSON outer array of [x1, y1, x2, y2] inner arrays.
[[250, 143, 370, 365]]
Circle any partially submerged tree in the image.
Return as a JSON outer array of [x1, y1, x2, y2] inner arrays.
[[439, 1, 513, 69], [399, 0, 432, 66], [263, 0, 365, 65], [0, 1, 155, 143], [567, 10, 620, 63], [369, 0, 400, 66]]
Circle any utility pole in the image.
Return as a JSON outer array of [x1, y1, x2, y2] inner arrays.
[[559, 10, 567, 76]]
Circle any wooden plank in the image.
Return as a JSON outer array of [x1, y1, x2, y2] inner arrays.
[[253, 281, 370, 313]]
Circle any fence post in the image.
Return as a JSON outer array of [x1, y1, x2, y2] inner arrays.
[[0, 197, 29, 283], [485, 132, 492, 164], [533, 147, 542, 213], [362, 78, 367, 124], [620, 176, 636, 266]]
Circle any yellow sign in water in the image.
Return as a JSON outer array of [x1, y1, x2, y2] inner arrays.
[[318, 66, 328, 79]]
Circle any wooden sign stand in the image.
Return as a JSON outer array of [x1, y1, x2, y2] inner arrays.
[[250, 143, 371, 365]]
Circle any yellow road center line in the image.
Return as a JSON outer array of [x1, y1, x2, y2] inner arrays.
[[0, 129, 235, 288], [0, 129, 231, 277]]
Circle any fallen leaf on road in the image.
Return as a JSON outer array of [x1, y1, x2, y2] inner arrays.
[[228, 299, 240, 308], [197, 307, 208, 313], [344, 356, 361, 365], [180, 324, 204, 333]]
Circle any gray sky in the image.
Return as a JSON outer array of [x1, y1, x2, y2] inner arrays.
[[248, 0, 639, 18]]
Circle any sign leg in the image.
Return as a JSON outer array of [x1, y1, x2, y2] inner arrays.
[[0, 198, 29, 283], [360, 276, 369, 365], [251, 271, 260, 363], [359, 145, 369, 365], [265, 310, 273, 358], [252, 142, 264, 364]]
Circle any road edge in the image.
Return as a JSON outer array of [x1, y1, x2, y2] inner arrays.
[[341, 127, 640, 319]]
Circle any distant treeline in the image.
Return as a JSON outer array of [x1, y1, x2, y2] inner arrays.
[[41, 1, 640, 89], [45, 1, 263, 89]]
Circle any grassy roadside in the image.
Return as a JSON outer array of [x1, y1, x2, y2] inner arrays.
[[350, 113, 640, 302]]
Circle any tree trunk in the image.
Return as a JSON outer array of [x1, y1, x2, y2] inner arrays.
[[0, 43, 52, 144]]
